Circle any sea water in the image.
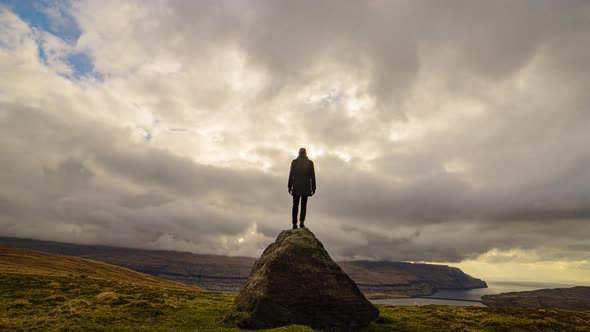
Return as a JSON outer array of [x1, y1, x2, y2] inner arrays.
[[371, 280, 580, 306]]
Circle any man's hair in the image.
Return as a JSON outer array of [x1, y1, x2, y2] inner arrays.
[[299, 147, 307, 156]]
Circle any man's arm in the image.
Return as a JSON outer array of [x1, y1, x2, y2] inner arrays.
[[310, 161, 316, 195], [288, 160, 294, 193]]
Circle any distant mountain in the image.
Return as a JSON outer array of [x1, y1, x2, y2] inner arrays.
[[0, 245, 203, 292], [482, 286, 590, 311], [339, 260, 487, 296], [0, 237, 486, 296]]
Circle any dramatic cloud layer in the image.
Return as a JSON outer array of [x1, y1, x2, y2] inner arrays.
[[1, 1, 589, 282]]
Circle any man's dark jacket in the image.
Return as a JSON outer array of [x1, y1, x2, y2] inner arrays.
[[288, 155, 316, 196]]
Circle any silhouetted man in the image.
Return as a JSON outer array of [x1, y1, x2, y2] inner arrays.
[[288, 148, 316, 229]]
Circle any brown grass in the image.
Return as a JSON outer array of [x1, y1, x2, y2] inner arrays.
[[0, 246, 203, 292], [95, 291, 119, 304]]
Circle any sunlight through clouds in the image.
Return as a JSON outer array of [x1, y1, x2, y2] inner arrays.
[[1, 0, 589, 283]]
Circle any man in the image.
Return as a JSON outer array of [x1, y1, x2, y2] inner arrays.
[[288, 147, 316, 229]]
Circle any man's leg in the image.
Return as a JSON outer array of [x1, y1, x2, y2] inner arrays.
[[292, 195, 300, 227], [299, 195, 308, 227]]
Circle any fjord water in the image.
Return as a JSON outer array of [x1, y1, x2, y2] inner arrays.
[[371, 297, 487, 307], [371, 280, 580, 306]]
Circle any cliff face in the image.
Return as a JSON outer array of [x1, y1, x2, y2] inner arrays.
[[339, 261, 487, 296], [226, 228, 378, 330]]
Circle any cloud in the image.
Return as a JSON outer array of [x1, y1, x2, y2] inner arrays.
[[1, 1, 590, 278]]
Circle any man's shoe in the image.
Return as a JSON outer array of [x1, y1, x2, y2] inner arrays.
[[292, 224, 298, 229], [299, 222, 305, 228]]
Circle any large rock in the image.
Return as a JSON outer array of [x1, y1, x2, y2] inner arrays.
[[225, 228, 379, 330]]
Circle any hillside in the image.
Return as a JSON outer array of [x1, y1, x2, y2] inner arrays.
[[0, 237, 486, 296], [482, 286, 590, 311], [0, 237, 255, 291], [0, 246, 203, 292], [0, 241, 587, 331], [1, 273, 589, 331], [340, 260, 487, 296]]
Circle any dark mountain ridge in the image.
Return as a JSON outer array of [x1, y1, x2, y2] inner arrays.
[[482, 286, 590, 311], [0, 236, 486, 297]]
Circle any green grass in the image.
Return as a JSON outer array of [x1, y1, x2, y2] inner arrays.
[[1, 273, 589, 332]]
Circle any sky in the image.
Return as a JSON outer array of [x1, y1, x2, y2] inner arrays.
[[0, 0, 589, 284]]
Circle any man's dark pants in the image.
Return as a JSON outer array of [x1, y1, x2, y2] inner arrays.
[[292, 195, 308, 224]]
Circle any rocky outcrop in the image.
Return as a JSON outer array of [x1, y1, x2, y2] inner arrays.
[[225, 228, 379, 330], [482, 286, 590, 311]]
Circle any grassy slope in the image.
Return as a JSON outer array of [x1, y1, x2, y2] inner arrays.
[[0, 246, 203, 292], [1, 246, 588, 331], [1, 273, 589, 332], [0, 237, 485, 296]]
